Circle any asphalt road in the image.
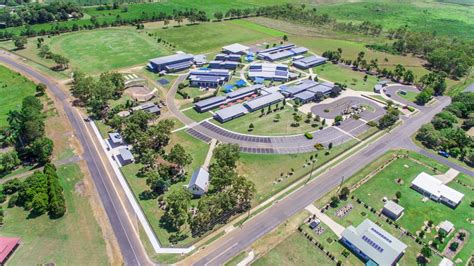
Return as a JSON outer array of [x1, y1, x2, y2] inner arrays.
[[192, 96, 469, 266], [0, 53, 152, 266]]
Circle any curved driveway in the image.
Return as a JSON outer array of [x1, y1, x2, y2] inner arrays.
[[384, 85, 422, 108], [167, 77, 376, 154], [311, 96, 385, 120]]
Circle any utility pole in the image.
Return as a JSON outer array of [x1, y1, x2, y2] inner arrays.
[[336, 175, 345, 192], [306, 160, 315, 184]]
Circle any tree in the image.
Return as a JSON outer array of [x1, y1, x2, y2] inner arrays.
[[167, 144, 192, 170], [162, 188, 191, 231], [51, 53, 69, 70], [394, 64, 405, 81], [13, 36, 27, 50], [396, 191, 402, 199], [29, 137, 54, 164], [36, 83, 47, 95], [403, 70, 414, 84], [334, 115, 343, 124], [0, 151, 21, 174], [339, 187, 350, 199], [214, 11, 223, 21], [421, 246, 432, 258], [212, 144, 240, 169], [416, 88, 434, 105], [330, 196, 340, 207], [38, 45, 51, 58], [282, 35, 288, 42], [248, 123, 254, 131]]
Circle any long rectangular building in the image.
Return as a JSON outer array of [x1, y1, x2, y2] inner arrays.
[[244, 92, 284, 111], [248, 63, 289, 81], [293, 55, 327, 69], [257, 43, 308, 61], [411, 172, 464, 208], [227, 84, 262, 100], [208, 60, 239, 70], [214, 104, 247, 123], [194, 96, 227, 112], [188, 69, 231, 88], [148, 53, 194, 73]]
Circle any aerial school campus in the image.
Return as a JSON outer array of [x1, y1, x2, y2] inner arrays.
[[0, 0, 473, 265]]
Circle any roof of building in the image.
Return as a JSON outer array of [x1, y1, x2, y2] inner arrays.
[[293, 55, 327, 66], [150, 53, 194, 65], [190, 69, 231, 76], [132, 102, 155, 111], [258, 44, 308, 61], [245, 92, 284, 110], [0, 237, 20, 264], [411, 172, 464, 204], [258, 43, 295, 54], [215, 104, 247, 121], [283, 79, 318, 95], [145, 105, 161, 114], [384, 200, 404, 216], [307, 84, 334, 94], [189, 167, 209, 190], [440, 257, 454, 266], [118, 148, 134, 161], [374, 84, 383, 91], [209, 60, 239, 66], [439, 220, 454, 232], [194, 96, 227, 108], [294, 90, 315, 101], [342, 219, 407, 266], [227, 84, 263, 99], [108, 132, 123, 144], [193, 54, 207, 64], [248, 63, 289, 79], [222, 43, 249, 54]]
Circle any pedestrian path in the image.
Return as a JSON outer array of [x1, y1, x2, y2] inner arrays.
[[434, 168, 459, 184], [305, 204, 345, 238]]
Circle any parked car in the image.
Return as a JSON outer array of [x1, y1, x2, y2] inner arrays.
[[438, 151, 450, 158]]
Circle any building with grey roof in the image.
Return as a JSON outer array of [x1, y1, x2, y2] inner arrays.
[[294, 91, 316, 103], [227, 84, 263, 100], [411, 172, 464, 208], [222, 43, 249, 55], [244, 92, 284, 111], [108, 132, 123, 145], [248, 63, 289, 81], [194, 96, 227, 112], [208, 60, 239, 70], [131, 102, 161, 115], [307, 83, 334, 95], [118, 148, 134, 166], [193, 54, 207, 66], [382, 200, 404, 220], [439, 220, 454, 234], [293, 55, 327, 69], [257, 43, 308, 61], [282, 79, 318, 97], [148, 53, 194, 73], [214, 104, 247, 123], [341, 219, 407, 266], [215, 53, 242, 62], [464, 83, 474, 93], [188, 69, 231, 88], [188, 167, 209, 196]]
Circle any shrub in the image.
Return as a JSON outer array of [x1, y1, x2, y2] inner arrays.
[[367, 121, 377, 127], [407, 106, 415, 112], [305, 132, 313, 139], [314, 143, 324, 150], [324, 109, 330, 113], [449, 242, 459, 251]]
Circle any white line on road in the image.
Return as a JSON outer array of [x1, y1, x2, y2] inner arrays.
[[205, 242, 239, 266], [333, 126, 361, 141]]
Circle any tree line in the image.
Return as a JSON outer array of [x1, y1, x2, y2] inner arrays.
[[0, 2, 83, 28], [161, 144, 255, 243], [416, 92, 474, 165], [2, 163, 66, 218]]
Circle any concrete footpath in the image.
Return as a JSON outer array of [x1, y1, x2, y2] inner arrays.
[[305, 204, 345, 238], [90, 120, 195, 254]]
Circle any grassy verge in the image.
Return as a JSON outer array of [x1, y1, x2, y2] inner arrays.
[[182, 108, 213, 122], [313, 63, 379, 92]]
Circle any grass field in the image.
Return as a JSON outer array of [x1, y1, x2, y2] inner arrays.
[[149, 21, 277, 54], [121, 130, 208, 247], [252, 232, 335, 266], [215, 105, 319, 136], [315, 1, 474, 39], [397, 90, 418, 102], [47, 28, 170, 74], [182, 107, 213, 122], [313, 63, 379, 92], [0, 65, 37, 128], [0, 163, 109, 265]]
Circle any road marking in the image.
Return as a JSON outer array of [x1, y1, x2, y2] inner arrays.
[[180, 106, 194, 112], [333, 126, 361, 141], [171, 125, 188, 133], [205, 242, 239, 266]]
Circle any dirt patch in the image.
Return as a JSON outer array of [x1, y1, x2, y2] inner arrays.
[[74, 180, 87, 197]]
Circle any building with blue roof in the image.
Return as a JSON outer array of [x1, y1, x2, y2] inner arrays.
[[257, 43, 308, 62], [293, 55, 327, 69], [188, 69, 231, 88], [148, 53, 194, 73]]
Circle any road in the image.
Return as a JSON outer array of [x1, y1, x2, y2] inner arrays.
[[192, 96, 467, 265], [0, 52, 152, 266]]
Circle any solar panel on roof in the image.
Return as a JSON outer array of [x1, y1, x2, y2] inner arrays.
[[370, 228, 392, 243]]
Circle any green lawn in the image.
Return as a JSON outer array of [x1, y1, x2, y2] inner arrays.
[[228, 20, 285, 37], [238, 140, 358, 203], [0, 65, 37, 128], [120, 130, 209, 247], [0, 163, 109, 265], [397, 91, 418, 102], [313, 63, 379, 92], [182, 107, 213, 122], [252, 232, 335, 266], [215, 105, 320, 136], [150, 21, 277, 54], [47, 28, 171, 74], [326, 152, 473, 264]]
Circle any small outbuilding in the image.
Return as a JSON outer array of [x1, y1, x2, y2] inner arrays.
[[0, 237, 20, 265], [109, 132, 124, 146], [382, 200, 404, 220], [188, 167, 209, 196], [118, 148, 134, 166], [439, 220, 454, 234], [439, 257, 454, 266]]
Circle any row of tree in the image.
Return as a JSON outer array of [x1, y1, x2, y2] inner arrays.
[[416, 92, 474, 165], [71, 71, 125, 118], [0, 2, 83, 28], [5, 95, 54, 164], [161, 144, 255, 242], [3, 163, 66, 218]]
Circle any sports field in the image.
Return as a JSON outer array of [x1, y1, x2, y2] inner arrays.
[[313, 63, 379, 92], [0, 65, 36, 128], [0, 163, 109, 265], [151, 21, 277, 54], [47, 28, 170, 74]]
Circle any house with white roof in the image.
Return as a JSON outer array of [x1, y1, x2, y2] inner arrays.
[[188, 167, 209, 196], [411, 172, 464, 208], [222, 43, 249, 55]]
